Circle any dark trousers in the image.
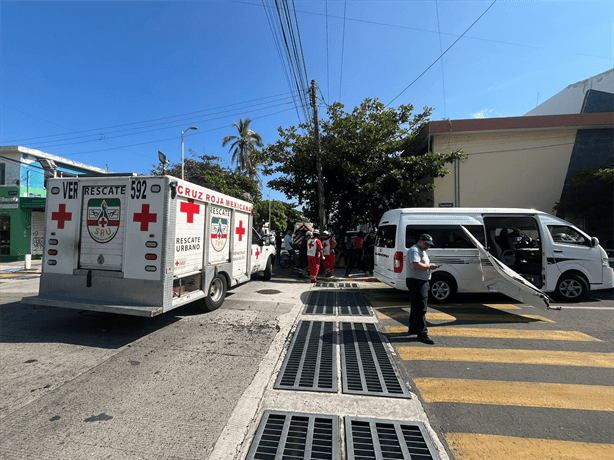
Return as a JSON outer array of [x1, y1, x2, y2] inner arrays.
[[406, 278, 429, 335]]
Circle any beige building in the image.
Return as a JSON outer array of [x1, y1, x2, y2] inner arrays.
[[426, 112, 612, 213], [407, 69, 613, 246]]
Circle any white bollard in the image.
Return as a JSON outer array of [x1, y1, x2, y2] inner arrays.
[[25, 254, 32, 270]]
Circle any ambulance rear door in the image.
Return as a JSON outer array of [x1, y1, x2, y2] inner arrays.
[[78, 179, 129, 271], [232, 210, 251, 278]]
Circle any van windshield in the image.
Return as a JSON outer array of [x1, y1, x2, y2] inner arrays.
[[405, 225, 486, 249]]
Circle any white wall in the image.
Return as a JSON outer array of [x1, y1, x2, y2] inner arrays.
[[433, 129, 577, 214]]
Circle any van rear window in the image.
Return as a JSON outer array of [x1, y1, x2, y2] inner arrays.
[[376, 225, 397, 248], [405, 225, 485, 249]]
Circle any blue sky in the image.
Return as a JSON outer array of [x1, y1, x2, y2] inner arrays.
[[1, 1, 612, 203]]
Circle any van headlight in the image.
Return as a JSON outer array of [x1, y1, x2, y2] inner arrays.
[[604, 257, 611, 267]]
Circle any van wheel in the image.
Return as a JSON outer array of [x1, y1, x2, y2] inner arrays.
[[555, 273, 588, 302], [429, 274, 457, 303], [198, 275, 227, 312], [262, 257, 273, 281]]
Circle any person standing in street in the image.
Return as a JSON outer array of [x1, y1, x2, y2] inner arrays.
[[306, 230, 324, 283], [365, 230, 376, 275], [354, 231, 365, 271], [284, 229, 296, 265], [406, 234, 438, 344], [321, 231, 337, 277]]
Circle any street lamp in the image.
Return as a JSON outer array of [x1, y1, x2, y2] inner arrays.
[[181, 126, 198, 180]]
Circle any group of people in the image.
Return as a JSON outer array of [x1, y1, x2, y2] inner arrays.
[[276, 227, 439, 344]]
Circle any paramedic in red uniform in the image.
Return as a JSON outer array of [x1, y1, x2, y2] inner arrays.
[[306, 230, 323, 283], [321, 231, 337, 277]]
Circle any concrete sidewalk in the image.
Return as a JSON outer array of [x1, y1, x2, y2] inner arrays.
[[0, 258, 42, 274]]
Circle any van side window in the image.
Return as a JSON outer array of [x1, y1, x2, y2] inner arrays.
[[405, 225, 485, 248], [548, 225, 589, 246], [376, 225, 397, 248]]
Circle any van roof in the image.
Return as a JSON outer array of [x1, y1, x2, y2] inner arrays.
[[384, 207, 546, 215]]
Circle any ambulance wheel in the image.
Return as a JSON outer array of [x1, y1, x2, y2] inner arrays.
[[200, 275, 227, 311], [429, 273, 457, 303], [262, 257, 273, 281], [554, 273, 588, 302]]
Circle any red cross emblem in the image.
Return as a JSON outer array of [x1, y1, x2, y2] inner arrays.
[[236, 220, 246, 241], [51, 204, 72, 229], [99, 218, 108, 228], [180, 199, 200, 223], [133, 204, 157, 231], [255, 247, 260, 259], [308, 240, 314, 249]]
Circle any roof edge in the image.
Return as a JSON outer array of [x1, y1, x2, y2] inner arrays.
[[427, 112, 614, 135]]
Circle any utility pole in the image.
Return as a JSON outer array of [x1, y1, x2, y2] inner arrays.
[[310, 80, 326, 231]]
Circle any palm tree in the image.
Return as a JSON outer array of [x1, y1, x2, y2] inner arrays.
[[222, 118, 264, 179]]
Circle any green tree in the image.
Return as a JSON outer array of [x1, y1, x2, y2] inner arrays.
[[222, 118, 264, 182], [253, 200, 305, 232], [150, 151, 261, 203], [257, 98, 466, 233]]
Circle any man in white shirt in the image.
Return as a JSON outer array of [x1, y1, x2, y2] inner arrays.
[[406, 234, 438, 344]]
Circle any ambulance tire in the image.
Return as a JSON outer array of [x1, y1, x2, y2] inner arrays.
[[428, 273, 457, 303], [262, 257, 273, 281], [200, 275, 227, 312]]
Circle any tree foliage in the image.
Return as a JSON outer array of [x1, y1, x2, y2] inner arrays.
[[253, 200, 305, 233], [222, 118, 264, 183], [256, 98, 466, 233], [150, 151, 261, 203]]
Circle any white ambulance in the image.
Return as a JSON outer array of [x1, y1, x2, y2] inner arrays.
[[374, 208, 614, 309], [22, 174, 276, 317]]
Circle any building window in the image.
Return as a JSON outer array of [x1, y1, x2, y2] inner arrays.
[[0, 163, 5, 185]]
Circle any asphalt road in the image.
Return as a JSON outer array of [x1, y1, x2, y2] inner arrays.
[[367, 288, 614, 460], [2, 262, 612, 460]]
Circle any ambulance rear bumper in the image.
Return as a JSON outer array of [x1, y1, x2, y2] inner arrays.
[[22, 295, 164, 317]]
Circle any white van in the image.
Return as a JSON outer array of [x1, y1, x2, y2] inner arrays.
[[374, 208, 614, 307]]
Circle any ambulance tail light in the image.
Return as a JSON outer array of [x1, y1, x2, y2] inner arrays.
[[145, 253, 157, 260], [394, 251, 404, 273], [48, 249, 58, 256]]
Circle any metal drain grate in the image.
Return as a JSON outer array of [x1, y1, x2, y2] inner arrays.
[[246, 411, 339, 460], [338, 282, 359, 288], [338, 291, 372, 316], [315, 281, 337, 288], [274, 321, 337, 392], [304, 291, 336, 315], [345, 417, 440, 460], [340, 322, 411, 398]]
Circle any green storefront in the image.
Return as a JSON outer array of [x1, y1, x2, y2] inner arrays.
[[0, 189, 46, 262]]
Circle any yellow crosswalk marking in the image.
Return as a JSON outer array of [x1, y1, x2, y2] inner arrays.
[[415, 378, 614, 411], [482, 303, 522, 310], [377, 309, 553, 323], [397, 347, 614, 368], [446, 433, 614, 460], [383, 326, 599, 341]]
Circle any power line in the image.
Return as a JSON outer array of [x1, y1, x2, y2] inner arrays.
[[59, 106, 301, 157], [27, 98, 297, 150], [234, 0, 609, 60], [261, 0, 312, 126], [387, 0, 498, 107], [3, 91, 298, 144]]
